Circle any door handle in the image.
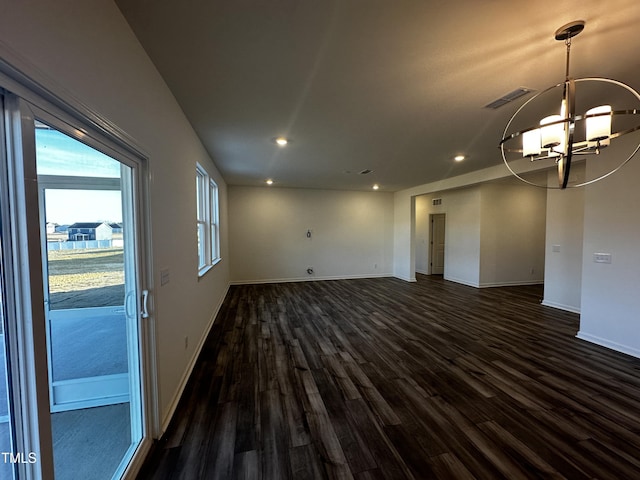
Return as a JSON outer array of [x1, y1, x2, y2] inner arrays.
[[124, 291, 134, 318], [141, 289, 150, 318]]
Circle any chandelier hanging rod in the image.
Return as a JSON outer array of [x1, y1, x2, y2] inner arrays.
[[556, 20, 584, 80]]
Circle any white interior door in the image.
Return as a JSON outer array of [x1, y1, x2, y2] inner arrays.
[[430, 213, 446, 275]]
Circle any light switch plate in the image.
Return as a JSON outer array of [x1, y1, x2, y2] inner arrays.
[[593, 253, 612, 264], [160, 268, 170, 285]]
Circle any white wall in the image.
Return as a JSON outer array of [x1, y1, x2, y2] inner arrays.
[[395, 159, 549, 282], [414, 182, 546, 288], [0, 0, 230, 432], [416, 190, 483, 285], [479, 182, 546, 287], [229, 186, 394, 283], [578, 144, 640, 357], [543, 166, 584, 313], [416, 189, 482, 286]]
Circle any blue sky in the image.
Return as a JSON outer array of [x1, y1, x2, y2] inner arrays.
[[36, 127, 123, 224]]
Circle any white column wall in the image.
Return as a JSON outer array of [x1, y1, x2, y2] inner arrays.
[[543, 166, 584, 313], [578, 142, 640, 357], [441, 188, 482, 287], [415, 195, 431, 274]]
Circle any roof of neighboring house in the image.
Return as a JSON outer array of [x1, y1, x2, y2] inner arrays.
[[68, 222, 112, 229], [109, 223, 123, 229]]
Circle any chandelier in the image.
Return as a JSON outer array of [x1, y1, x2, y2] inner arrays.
[[500, 20, 640, 189]]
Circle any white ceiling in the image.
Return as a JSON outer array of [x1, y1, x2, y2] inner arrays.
[[115, 0, 640, 192]]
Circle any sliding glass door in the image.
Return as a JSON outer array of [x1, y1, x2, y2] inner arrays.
[[0, 91, 151, 479], [35, 121, 144, 479], [37, 125, 133, 413]]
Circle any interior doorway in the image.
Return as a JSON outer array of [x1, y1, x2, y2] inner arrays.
[[429, 213, 446, 275]]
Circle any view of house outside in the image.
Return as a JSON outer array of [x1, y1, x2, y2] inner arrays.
[[37, 125, 126, 309]]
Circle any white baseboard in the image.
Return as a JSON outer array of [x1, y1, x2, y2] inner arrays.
[[159, 283, 230, 435], [576, 331, 640, 359], [478, 280, 544, 288], [230, 273, 393, 285], [394, 274, 416, 282], [444, 276, 480, 288], [419, 275, 544, 290], [541, 300, 581, 314]]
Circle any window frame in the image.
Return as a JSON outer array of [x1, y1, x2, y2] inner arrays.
[[196, 163, 220, 276]]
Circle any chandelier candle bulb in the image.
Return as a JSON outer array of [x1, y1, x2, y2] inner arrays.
[[586, 105, 612, 143], [540, 115, 564, 149], [522, 128, 542, 157]]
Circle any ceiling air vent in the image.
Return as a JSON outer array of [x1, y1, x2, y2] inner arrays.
[[484, 87, 533, 110], [359, 169, 373, 175], [432, 198, 442, 206]]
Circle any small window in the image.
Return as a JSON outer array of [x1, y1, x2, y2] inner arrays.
[[196, 163, 220, 275]]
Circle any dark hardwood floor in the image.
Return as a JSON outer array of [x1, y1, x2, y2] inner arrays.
[[138, 275, 640, 479]]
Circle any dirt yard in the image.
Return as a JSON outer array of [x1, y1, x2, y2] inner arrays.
[[47, 248, 125, 309]]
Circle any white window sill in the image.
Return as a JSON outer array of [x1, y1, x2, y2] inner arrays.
[[198, 257, 221, 278]]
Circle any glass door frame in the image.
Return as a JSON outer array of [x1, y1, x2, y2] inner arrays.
[[0, 83, 157, 479], [38, 176, 132, 413], [2, 92, 56, 480]]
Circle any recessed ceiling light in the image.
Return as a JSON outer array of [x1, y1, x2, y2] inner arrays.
[[274, 137, 288, 147], [372, 184, 380, 190], [454, 155, 466, 162], [265, 179, 274, 185]]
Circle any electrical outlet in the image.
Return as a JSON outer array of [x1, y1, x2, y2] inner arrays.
[[184, 336, 189, 350]]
